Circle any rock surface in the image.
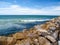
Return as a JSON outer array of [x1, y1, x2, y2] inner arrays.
[[0, 17, 60, 45]]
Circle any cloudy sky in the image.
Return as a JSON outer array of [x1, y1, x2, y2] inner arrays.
[[0, 0, 60, 15]]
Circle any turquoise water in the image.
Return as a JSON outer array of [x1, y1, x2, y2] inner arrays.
[[0, 15, 58, 35], [0, 15, 58, 19]]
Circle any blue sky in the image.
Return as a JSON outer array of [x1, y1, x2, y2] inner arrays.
[[0, 0, 60, 15]]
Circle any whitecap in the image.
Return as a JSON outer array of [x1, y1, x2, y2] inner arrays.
[[0, 18, 50, 24]]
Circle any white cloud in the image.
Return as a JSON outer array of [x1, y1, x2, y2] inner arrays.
[[0, 1, 60, 15], [53, 6, 60, 10], [0, 5, 46, 15]]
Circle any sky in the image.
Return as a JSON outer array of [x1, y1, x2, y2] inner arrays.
[[0, 0, 60, 15]]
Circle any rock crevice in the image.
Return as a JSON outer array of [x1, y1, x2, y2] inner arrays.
[[0, 17, 60, 45]]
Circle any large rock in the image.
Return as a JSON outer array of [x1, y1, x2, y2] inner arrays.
[[0, 36, 16, 45], [23, 38, 31, 45], [0, 17, 60, 45], [15, 40, 24, 45], [38, 37, 52, 45], [45, 35, 56, 43], [32, 38, 39, 45], [0, 36, 7, 45], [52, 30, 59, 39], [13, 32, 27, 40], [7, 37, 16, 45], [15, 38, 31, 45]]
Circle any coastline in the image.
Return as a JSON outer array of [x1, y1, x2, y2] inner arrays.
[[0, 17, 60, 45], [0, 15, 57, 36]]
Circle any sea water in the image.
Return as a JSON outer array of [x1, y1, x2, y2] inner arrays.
[[0, 15, 58, 36]]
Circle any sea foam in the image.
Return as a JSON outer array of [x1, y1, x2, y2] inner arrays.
[[0, 19, 50, 35]]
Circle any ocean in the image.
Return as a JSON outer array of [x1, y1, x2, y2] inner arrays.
[[0, 15, 58, 36]]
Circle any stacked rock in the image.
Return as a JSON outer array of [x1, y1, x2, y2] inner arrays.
[[0, 17, 60, 45]]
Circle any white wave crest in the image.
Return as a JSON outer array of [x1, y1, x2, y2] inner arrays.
[[21, 19, 50, 22], [0, 19, 50, 24]]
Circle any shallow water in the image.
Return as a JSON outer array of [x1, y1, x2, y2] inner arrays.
[[0, 15, 58, 35]]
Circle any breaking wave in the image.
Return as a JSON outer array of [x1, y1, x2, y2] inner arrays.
[[0, 19, 50, 24], [0, 19, 50, 35]]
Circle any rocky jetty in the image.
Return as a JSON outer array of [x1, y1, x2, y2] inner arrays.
[[0, 17, 60, 45]]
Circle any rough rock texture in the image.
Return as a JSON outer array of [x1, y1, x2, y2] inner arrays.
[[7, 37, 16, 45], [0, 17, 60, 45], [0, 36, 16, 45], [38, 37, 52, 45], [0, 36, 7, 45]]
